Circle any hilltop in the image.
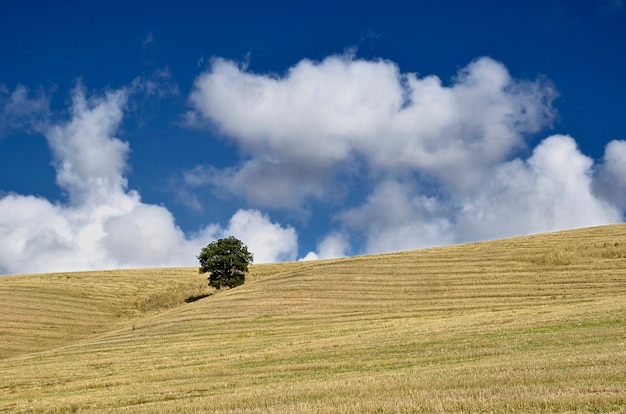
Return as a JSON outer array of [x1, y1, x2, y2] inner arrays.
[[1, 224, 626, 412]]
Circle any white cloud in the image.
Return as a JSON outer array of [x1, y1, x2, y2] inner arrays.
[[46, 85, 130, 204], [216, 209, 298, 263], [456, 135, 622, 242], [0, 84, 298, 275], [185, 53, 626, 257], [339, 180, 455, 254], [338, 135, 622, 255], [3, 54, 624, 273], [301, 232, 351, 261], [184, 161, 334, 209], [186, 54, 557, 206], [100, 202, 195, 267], [593, 140, 626, 210]]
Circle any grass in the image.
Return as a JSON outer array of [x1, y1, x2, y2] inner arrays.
[[0, 268, 210, 359], [1, 224, 626, 412]]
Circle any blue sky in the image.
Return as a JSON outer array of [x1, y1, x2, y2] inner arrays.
[[1, 0, 625, 274]]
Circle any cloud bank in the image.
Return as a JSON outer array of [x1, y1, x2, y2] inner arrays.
[[187, 55, 557, 204], [2, 53, 625, 274], [187, 54, 626, 257], [0, 85, 297, 275]]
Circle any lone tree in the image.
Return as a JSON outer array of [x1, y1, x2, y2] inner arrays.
[[197, 236, 254, 290]]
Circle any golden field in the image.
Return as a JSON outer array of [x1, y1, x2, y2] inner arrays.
[[1, 224, 626, 413]]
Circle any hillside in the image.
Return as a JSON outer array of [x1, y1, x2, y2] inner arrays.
[[1, 224, 626, 412], [0, 268, 212, 360]]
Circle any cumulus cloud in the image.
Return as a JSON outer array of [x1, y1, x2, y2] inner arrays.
[[301, 233, 351, 261], [215, 209, 298, 262], [338, 180, 455, 254], [46, 85, 130, 204], [0, 84, 297, 275], [456, 135, 621, 241], [3, 54, 625, 272], [185, 53, 626, 257], [593, 140, 626, 210], [186, 54, 557, 207], [334, 135, 623, 255]]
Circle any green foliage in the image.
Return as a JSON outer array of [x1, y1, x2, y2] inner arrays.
[[197, 236, 254, 290]]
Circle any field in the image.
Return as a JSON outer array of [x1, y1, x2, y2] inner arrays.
[[1, 224, 626, 413]]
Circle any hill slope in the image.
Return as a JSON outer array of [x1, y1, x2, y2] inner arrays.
[[0, 268, 213, 359], [1, 225, 626, 412]]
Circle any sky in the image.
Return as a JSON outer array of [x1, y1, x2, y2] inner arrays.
[[1, 0, 625, 275]]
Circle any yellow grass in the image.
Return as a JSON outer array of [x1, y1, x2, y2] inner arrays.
[[0, 268, 210, 359], [1, 224, 626, 413]]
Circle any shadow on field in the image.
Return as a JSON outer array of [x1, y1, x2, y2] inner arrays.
[[185, 293, 213, 303]]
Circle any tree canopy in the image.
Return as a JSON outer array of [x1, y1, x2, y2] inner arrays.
[[197, 236, 253, 290]]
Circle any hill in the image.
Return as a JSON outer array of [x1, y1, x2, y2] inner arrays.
[[1, 224, 626, 412], [0, 268, 211, 360]]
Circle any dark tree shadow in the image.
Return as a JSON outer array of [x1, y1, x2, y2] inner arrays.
[[185, 293, 213, 303]]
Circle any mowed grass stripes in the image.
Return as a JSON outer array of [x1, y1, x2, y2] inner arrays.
[[0, 268, 210, 359], [1, 224, 626, 412]]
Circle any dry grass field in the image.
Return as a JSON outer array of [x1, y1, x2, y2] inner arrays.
[[1, 224, 626, 413]]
